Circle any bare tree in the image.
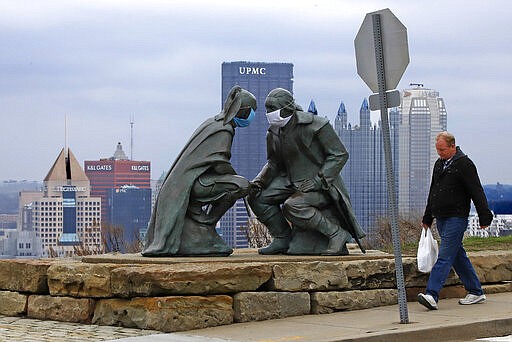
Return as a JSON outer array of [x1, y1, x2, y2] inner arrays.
[[373, 213, 438, 253], [243, 218, 272, 248], [47, 245, 59, 258], [101, 223, 143, 253]]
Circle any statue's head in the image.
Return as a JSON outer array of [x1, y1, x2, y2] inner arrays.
[[222, 86, 257, 127], [265, 88, 295, 118], [237, 89, 257, 119]]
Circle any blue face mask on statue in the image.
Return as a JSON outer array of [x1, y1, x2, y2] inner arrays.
[[233, 108, 255, 128]]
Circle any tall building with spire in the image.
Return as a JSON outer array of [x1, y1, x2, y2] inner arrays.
[[19, 148, 102, 257], [398, 84, 447, 215], [220, 61, 294, 248], [335, 99, 399, 241]]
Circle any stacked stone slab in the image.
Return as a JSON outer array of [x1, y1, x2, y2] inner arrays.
[[0, 250, 511, 333]]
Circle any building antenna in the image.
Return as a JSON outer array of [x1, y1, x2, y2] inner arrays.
[[65, 114, 69, 153], [130, 114, 134, 160], [64, 114, 71, 180]]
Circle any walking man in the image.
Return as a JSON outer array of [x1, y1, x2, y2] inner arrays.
[[418, 131, 493, 310]]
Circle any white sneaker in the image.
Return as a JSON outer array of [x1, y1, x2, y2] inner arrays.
[[459, 294, 486, 305], [418, 293, 438, 310]]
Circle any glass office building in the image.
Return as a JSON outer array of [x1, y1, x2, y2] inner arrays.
[[220, 61, 294, 248], [398, 84, 447, 216], [335, 99, 399, 242], [107, 186, 151, 251], [84, 143, 151, 224]]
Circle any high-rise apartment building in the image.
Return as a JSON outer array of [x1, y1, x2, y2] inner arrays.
[[398, 84, 447, 215], [19, 148, 102, 257], [84, 142, 151, 226], [220, 61, 294, 248], [335, 99, 399, 241]]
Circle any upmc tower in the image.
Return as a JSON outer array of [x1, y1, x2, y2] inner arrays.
[[220, 61, 293, 247]]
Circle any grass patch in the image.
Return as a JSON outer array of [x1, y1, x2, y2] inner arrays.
[[462, 235, 512, 251], [397, 235, 512, 255]]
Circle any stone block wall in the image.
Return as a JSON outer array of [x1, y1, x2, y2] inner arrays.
[[0, 250, 511, 333]]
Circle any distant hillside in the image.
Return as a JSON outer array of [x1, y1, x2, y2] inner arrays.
[[0, 180, 42, 214], [484, 183, 512, 214]]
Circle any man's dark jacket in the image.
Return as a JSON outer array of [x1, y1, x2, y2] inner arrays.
[[422, 146, 493, 226]]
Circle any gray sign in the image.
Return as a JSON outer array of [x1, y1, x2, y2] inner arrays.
[[355, 8, 409, 93]]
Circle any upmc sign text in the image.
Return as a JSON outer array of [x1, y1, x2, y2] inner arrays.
[[238, 67, 266, 75]]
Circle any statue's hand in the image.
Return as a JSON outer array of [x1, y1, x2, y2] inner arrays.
[[298, 176, 322, 193], [248, 181, 262, 198]]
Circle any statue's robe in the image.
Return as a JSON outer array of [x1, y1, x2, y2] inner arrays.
[[142, 114, 234, 256]]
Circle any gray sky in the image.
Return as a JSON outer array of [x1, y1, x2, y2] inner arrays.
[[1, 0, 511, 184]]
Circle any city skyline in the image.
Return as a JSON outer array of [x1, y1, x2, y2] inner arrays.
[[1, 1, 511, 184]]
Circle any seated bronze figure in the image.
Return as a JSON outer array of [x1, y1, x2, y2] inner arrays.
[[142, 86, 257, 257], [248, 88, 365, 255]]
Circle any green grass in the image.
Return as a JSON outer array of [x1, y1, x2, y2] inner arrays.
[[396, 235, 512, 255], [462, 235, 512, 251]]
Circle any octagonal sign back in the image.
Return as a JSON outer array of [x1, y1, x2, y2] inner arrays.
[[354, 8, 409, 93]]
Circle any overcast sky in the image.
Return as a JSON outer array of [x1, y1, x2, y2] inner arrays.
[[1, 0, 511, 184]]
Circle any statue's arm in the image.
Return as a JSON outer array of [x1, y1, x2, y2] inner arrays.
[[212, 162, 236, 175], [252, 132, 280, 188], [316, 123, 348, 183], [210, 128, 237, 175]]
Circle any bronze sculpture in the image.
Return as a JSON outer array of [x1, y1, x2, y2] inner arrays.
[[142, 86, 257, 257], [248, 88, 365, 255]]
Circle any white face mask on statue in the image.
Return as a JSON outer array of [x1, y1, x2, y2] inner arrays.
[[265, 109, 292, 128]]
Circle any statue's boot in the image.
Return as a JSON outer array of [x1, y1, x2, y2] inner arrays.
[[310, 213, 350, 256], [258, 213, 291, 255], [201, 199, 236, 225], [188, 192, 239, 226]]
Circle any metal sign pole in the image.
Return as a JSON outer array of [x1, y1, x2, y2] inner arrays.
[[372, 13, 409, 324]]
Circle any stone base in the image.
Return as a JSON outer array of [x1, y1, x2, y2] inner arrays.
[[93, 295, 233, 332], [0, 250, 511, 333]]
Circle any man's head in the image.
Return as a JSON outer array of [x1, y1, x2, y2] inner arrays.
[[265, 88, 295, 118], [435, 131, 457, 160]]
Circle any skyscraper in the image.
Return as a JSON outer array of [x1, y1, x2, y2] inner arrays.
[[19, 148, 102, 257], [220, 61, 293, 248], [335, 99, 399, 241], [398, 84, 447, 215], [107, 185, 151, 250], [84, 142, 151, 225]]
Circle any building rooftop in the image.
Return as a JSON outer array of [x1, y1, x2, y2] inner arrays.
[[44, 148, 88, 182], [111, 142, 129, 160]]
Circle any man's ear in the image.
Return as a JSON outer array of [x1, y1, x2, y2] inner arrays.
[[223, 86, 242, 125]]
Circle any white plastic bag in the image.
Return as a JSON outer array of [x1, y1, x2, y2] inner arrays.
[[417, 228, 438, 273]]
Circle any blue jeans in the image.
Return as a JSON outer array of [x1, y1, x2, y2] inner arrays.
[[426, 217, 483, 302]]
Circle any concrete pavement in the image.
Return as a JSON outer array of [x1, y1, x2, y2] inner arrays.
[[109, 291, 512, 342], [1, 291, 511, 341]]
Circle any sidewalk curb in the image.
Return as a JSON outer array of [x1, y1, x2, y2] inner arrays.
[[340, 317, 512, 342]]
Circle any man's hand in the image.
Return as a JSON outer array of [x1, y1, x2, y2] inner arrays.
[[479, 225, 489, 229], [422, 223, 430, 230], [298, 175, 322, 193]]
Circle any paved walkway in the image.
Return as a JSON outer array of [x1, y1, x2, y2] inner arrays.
[[0, 316, 161, 342], [1, 292, 511, 342]]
